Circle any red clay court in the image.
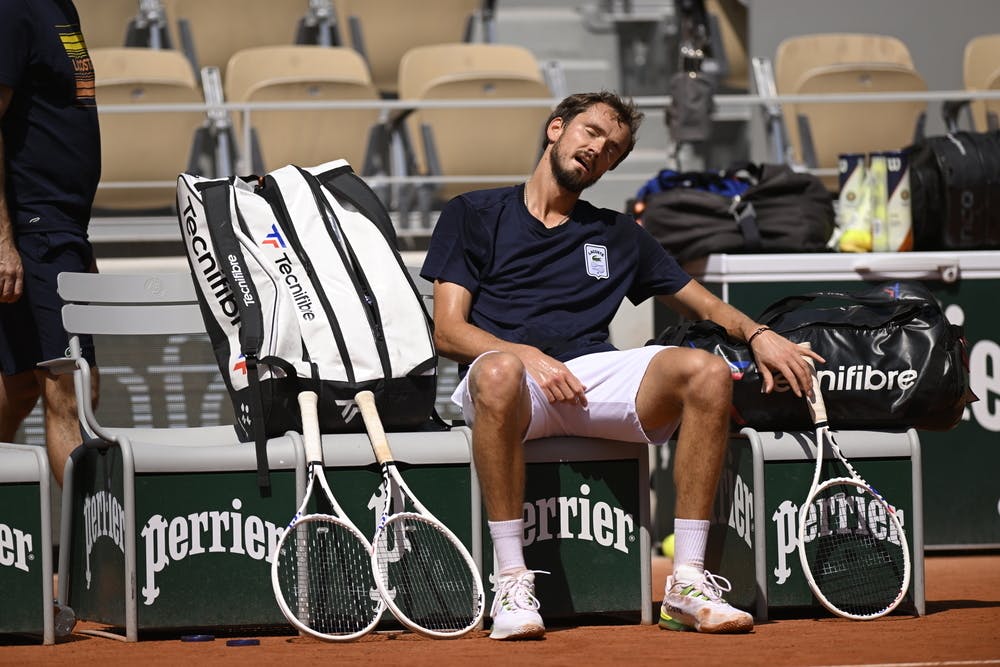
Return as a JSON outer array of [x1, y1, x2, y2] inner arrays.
[[2, 553, 997, 666]]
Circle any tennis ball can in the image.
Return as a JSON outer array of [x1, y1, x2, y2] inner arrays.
[[883, 150, 913, 251]]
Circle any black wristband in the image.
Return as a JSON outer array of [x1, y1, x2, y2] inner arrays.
[[747, 326, 771, 346]]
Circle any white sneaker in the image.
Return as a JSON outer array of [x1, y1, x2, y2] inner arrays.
[[659, 570, 754, 634], [489, 570, 546, 640]]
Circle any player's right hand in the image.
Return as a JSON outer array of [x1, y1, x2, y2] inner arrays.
[[0, 237, 23, 303], [520, 346, 588, 406]]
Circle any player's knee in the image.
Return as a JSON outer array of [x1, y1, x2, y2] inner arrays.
[[469, 352, 525, 406], [699, 354, 733, 403], [680, 349, 732, 405]]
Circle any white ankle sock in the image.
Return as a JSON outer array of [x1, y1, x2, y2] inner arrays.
[[673, 518, 709, 582], [489, 519, 526, 576]]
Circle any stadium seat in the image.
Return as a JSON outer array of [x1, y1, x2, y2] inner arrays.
[[76, 0, 142, 48], [164, 0, 309, 73], [77, 0, 173, 49], [792, 63, 927, 189], [224, 45, 383, 174], [705, 0, 749, 91], [963, 34, 1000, 131], [774, 34, 927, 189], [336, 0, 483, 97], [395, 42, 553, 222], [89, 47, 206, 213]]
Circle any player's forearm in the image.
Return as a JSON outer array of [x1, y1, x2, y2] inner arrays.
[[433, 318, 532, 366], [0, 131, 11, 243], [702, 300, 764, 343], [664, 280, 763, 342], [0, 85, 13, 244]]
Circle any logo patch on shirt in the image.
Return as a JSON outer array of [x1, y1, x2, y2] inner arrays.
[[584, 243, 609, 279], [58, 25, 96, 108]]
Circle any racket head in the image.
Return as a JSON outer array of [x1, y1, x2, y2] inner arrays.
[[797, 476, 911, 620], [371, 511, 486, 638], [271, 513, 383, 641]]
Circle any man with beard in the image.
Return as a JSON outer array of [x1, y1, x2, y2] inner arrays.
[[421, 91, 820, 640]]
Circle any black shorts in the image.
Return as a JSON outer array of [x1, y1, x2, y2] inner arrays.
[[0, 231, 96, 375]]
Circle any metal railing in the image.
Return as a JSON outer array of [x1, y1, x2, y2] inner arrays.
[[91, 88, 1000, 242]]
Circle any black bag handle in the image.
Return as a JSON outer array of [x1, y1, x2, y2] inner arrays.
[[757, 285, 927, 325], [316, 162, 398, 247]]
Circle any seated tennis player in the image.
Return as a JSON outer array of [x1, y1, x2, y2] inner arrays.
[[421, 91, 821, 640]]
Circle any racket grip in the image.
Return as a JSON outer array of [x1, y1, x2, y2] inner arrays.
[[297, 391, 323, 464], [800, 342, 829, 426], [355, 390, 394, 464]]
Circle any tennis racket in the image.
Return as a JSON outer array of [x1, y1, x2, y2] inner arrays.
[[797, 342, 911, 620], [270, 391, 384, 641], [355, 390, 486, 638]]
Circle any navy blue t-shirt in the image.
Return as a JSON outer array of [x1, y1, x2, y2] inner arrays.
[[0, 0, 100, 234], [421, 184, 691, 362]]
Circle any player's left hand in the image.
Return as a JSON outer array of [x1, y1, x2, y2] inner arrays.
[[750, 330, 824, 398]]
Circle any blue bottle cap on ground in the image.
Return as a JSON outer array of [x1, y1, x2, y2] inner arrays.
[[226, 638, 260, 646], [181, 634, 215, 642]]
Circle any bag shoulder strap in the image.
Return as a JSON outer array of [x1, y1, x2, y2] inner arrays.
[[198, 179, 272, 496]]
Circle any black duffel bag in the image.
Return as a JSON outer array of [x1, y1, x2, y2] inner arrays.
[[905, 130, 1000, 250], [633, 163, 834, 264], [650, 281, 974, 431]]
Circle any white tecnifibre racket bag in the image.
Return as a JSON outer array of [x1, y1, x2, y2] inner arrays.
[[176, 160, 437, 492]]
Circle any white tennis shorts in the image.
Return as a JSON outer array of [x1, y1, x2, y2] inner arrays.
[[451, 346, 679, 445]]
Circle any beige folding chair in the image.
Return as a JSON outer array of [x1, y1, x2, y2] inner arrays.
[[90, 47, 205, 212], [775, 33, 919, 174], [792, 63, 927, 190], [396, 43, 552, 215], [75, 0, 141, 48], [224, 45, 383, 173], [336, 0, 482, 97], [706, 0, 748, 91], [163, 0, 307, 73], [77, 0, 175, 49], [963, 34, 1000, 131]]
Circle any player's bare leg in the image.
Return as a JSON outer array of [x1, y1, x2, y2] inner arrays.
[[467, 352, 532, 522], [0, 370, 41, 441], [466, 352, 545, 640], [636, 347, 731, 520], [38, 369, 90, 486], [637, 347, 753, 634]]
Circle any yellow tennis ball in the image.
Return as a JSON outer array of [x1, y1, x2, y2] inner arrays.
[[838, 228, 872, 253], [661, 533, 675, 558]]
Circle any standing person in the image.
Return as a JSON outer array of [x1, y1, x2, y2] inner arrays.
[[0, 0, 101, 485], [421, 91, 823, 640]]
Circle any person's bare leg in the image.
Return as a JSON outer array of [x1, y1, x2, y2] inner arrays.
[[635, 347, 732, 519], [38, 369, 85, 486], [0, 371, 41, 441], [465, 352, 544, 640], [466, 352, 532, 522], [636, 347, 752, 633]]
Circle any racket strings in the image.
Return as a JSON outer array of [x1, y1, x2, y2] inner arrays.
[[802, 481, 908, 617], [374, 514, 479, 633], [275, 518, 380, 636]]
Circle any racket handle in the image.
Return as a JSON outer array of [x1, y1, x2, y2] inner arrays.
[[297, 391, 324, 464], [355, 390, 394, 465], [800, 342, 829, 426]]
